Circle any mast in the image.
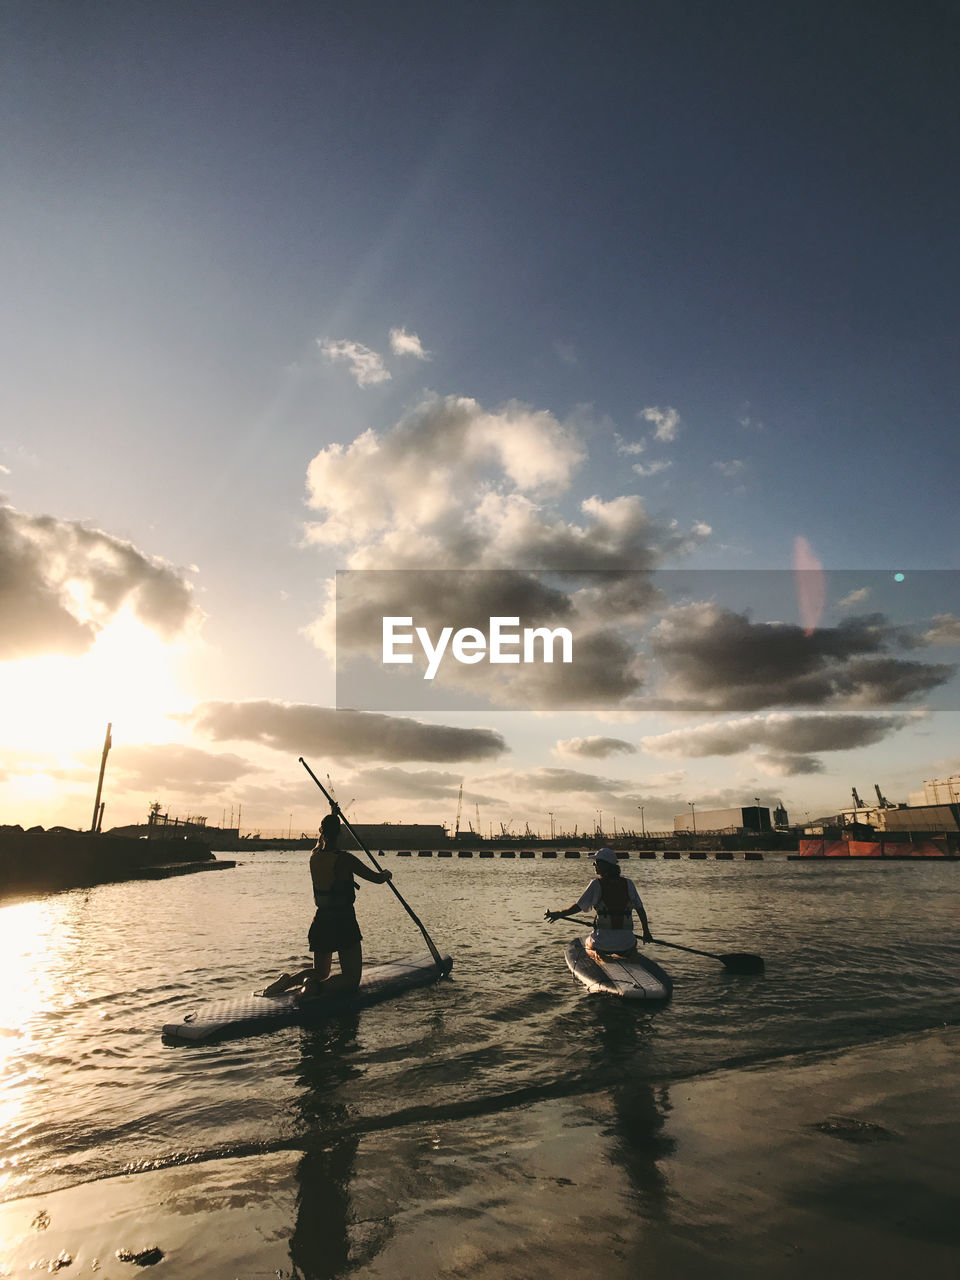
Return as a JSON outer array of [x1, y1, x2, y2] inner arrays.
[[90, 722, 112, 833]]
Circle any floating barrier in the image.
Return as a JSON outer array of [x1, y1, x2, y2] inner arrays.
[[381, 846, 771, 859]]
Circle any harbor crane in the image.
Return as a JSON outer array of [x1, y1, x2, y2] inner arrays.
[[874, 783, 892, 808], [851, 787, 865, 809]]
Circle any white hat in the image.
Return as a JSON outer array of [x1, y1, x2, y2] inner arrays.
[[589, 847, 619, 866]]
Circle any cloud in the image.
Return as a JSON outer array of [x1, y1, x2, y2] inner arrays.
[[348, 766, 505, 807], [317, 338, 391, 387], [754, 753, 826, 776], [302, 395, 710, 711], [389, 327, 431, 360], [632, 459, 672, 478], [638, 406, 681, 442], [0, 503, 200, 661], [837, 587, 871, 608], [110, 744, 261, 794], [614, 434, 645, 456], [924, 614, 960, 645], [554, 340, 578, 365], [556, 736, 637, 759], [712, 460, 744, 478], [188, 700, 508, 763], [648, 603, 954, 711], [641, 711, 915, 758], [485, 766, 627, 797]]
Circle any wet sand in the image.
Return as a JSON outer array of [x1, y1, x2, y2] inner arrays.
[[2, 1025, 957, 1279]]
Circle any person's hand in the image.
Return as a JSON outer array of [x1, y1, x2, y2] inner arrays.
[[382, 869, 393, 881], [641, 929, 653, 944], [544, 909, 561, 923]]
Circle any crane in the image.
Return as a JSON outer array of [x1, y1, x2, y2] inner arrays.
[[852, 787, 865, 809], [874, 783, 891, 808]]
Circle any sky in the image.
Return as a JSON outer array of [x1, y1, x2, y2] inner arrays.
[[1, 0, 959, 838]]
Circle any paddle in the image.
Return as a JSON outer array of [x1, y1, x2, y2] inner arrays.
[[551, 915, 764, 974], [299, 756, 448, 975]]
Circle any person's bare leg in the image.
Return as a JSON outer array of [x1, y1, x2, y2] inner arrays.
[[311, 943, 362, 995], [261, 967, 314, 996], [299, 951, 334, 998]]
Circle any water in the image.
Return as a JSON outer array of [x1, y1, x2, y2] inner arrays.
[[2, 852, 959, 1209]]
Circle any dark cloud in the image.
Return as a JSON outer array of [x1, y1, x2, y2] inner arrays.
[[188, 700, 508, 763], [0, 503, 199, 660], [332, 568, 649, 712], [556, 736, 637, 758], [758, 753, 826, 776], [650, 605, 954, 711], [642, 712, 914, 758]]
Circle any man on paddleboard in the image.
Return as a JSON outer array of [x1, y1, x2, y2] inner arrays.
[[545, 848, 652, 954], [263, 812, 393, 998]]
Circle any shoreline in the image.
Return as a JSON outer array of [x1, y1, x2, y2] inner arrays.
[[3, 1024, 958, 1278]]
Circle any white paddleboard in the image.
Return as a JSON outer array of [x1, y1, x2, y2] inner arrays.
[[162, 953, 453, 1043], [565, 937, 672, 1001]]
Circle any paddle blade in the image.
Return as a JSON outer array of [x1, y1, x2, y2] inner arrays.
[[719, 952, 765, 974]]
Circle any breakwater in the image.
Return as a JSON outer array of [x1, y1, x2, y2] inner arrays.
[[0, 826, 234, 899]]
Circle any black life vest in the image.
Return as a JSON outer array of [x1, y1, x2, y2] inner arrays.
[[594, 876, 631, 930], [312, 850, 357, 910]]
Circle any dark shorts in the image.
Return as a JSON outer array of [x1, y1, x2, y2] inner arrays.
[[308, 907, 362, 955]]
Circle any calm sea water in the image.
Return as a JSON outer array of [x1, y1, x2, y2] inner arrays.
[[2, 852, 958, 1212]]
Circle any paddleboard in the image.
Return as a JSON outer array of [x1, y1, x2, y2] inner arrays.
[[565, 937, 672, 1001], [162, 953, 453, 1044]]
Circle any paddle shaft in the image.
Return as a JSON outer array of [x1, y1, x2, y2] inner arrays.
[[554, 915, 763, 972], [299, 757, 445, 970]]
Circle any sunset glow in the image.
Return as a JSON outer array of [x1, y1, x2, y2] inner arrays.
[[0, 612, 190, 757]]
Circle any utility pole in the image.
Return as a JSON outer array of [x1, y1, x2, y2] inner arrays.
[[90, 723, 112, 833]]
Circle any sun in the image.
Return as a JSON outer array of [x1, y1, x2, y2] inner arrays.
[[0, 610, 192, 759]]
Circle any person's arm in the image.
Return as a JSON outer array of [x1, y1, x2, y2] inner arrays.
[[629, 882, 653, 941], [544, 901, 581, 922], [345, 852, 393, 884], [546, 881, 598, 923]]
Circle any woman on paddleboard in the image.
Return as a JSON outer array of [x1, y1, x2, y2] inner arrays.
[[263, 812, 392, 998], [545, 848, 652, 954]]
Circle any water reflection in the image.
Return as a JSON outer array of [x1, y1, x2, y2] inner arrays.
[[287, 1016, 363, 1280], [588, 1002, 676, 1220]]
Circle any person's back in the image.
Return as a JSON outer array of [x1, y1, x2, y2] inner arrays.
[[545, 847, 652, 954]]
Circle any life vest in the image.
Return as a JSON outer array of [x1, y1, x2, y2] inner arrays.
[[312, 850, 357, 910], [594, 876, 632, 931]]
